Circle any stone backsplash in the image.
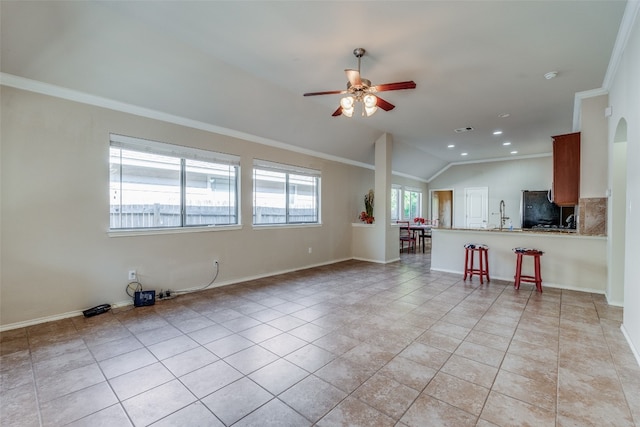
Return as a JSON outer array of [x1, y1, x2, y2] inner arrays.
[[578, 197, 607, 236]]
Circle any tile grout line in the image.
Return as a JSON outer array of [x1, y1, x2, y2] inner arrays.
[[5, 255, 636, 427]]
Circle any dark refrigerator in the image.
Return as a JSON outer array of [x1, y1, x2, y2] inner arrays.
[[521, 190, 561, 229]]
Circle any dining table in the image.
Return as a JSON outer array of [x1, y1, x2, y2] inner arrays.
[[409, 224, 432, 253]]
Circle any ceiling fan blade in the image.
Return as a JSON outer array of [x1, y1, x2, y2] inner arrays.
[[345, 69, 362, 86], [375, 96, 395, 111], [304, 89, 346, 97], [373, 81, 417, 92], [331, 106, 343, 117]]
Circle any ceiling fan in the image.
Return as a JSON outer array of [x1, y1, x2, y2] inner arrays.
[[303, 47, 416, 117]]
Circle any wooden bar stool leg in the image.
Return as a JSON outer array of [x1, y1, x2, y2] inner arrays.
[[484, 249, 490, 282], [463, 249, 469, 280], [469, 250, 475, 280], [478, 249, 484, 285], [534, 255, 542, 292], [514, 253, 523, 289]]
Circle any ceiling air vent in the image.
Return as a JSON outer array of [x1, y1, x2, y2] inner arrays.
[[454, 126, 474, 133]]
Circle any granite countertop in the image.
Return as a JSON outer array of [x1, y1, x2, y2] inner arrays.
[[436, 227, 604, 237]]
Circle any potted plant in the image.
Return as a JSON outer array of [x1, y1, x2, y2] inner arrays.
[[360, 189, 375, 224]]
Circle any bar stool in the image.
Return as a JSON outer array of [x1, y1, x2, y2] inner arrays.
[[463, 244, 490, 284], [513, 248, 544, 292]]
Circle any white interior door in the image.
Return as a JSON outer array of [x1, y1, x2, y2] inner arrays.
[[465, 187, 488, 228]]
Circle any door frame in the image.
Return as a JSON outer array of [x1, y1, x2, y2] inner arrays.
[[429, 188, 454, 228]]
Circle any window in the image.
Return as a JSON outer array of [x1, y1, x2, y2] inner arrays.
[[253, 160, 320, 225], [391, 185, 423, 221], [403, 188, 423, 220], [110, 134, 239, 229], [391, 185, 402, 221]]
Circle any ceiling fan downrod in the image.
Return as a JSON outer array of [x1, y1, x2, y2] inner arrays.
[[353, 47, 366, 73]]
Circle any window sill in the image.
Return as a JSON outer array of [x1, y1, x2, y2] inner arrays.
[[108, 224, 242, 238], [252, 223, 322, 230]]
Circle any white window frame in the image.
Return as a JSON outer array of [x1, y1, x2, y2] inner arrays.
[[390, 186, 423, 221], [253, 159, 321, 226], [403, 187, 423, 220], [391, 184, 402, 221], [109, 133, 240, 231]]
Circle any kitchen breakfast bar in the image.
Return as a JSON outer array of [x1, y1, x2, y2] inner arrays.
[[431, 228, 607, 295]]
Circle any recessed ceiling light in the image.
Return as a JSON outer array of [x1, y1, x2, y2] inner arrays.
[[503, 141, 511, 146], [544, 71, 558, 80], [493, 130, 503, 135], [498, 113, 510, 118], [510, 151, 518, 154], [461, 152, 468, 156], [447, 144, 455, 148]]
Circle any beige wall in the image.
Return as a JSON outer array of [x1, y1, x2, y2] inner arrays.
[[0, 87, 392, 327], [580, 94, 609, 198], [428, 156, 553, 228], [609, 10, 640, 362], [432, 229, 607, 293]]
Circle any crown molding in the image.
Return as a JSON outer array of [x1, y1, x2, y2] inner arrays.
[[0, 73, 558, 186], [602, 0, 640, 90], [0, 73, 376, 170], [0, 73, 437, 182], [427, 152, 552, 183]]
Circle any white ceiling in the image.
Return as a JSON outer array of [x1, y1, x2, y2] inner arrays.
[[1, 1, 627, 181]]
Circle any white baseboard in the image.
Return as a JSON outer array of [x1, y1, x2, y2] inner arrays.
[[0, 310, 86, 332], [0, 257, 354, 332], [621, 324, 640, 367], [430, 268, 606, 295], [352, 256, 400, 264], [606, 297, 624, 307]]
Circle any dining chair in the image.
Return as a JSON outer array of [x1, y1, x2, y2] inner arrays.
[[418, 220, 433, 251], [397, 221, 417, 253]]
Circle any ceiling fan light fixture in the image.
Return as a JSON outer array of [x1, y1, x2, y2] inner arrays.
[[363, 94, 377, 107], [363, 94, 378, 116], [364, 105, 378, 117], [304, 48, 416, 117], [340, 95, 356, 117], [340, 96, 354, 109]]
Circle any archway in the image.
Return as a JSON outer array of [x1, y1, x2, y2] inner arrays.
[[608, 118, 627, 305]]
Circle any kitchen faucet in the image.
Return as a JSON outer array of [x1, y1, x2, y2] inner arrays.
[[499, 200, 509, 230]]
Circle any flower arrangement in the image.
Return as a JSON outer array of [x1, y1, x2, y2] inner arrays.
[[359, 211, 374, 224], [414, 217, 425, 224], [360, 189, 375, 224]]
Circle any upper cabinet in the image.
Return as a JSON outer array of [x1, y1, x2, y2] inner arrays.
[[552, 132, 580, 206]]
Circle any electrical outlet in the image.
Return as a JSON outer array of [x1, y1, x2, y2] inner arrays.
[[128, 270, 136, 281], [308, 247, 312, 254]]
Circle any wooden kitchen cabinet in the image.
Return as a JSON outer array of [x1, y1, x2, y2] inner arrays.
[[552, 132, 580, 206]]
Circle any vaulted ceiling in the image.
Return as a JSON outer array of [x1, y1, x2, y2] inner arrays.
[[0, 1, 627, 180]]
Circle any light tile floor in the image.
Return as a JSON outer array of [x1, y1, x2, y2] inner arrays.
[[1, 249, 639, 426]]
